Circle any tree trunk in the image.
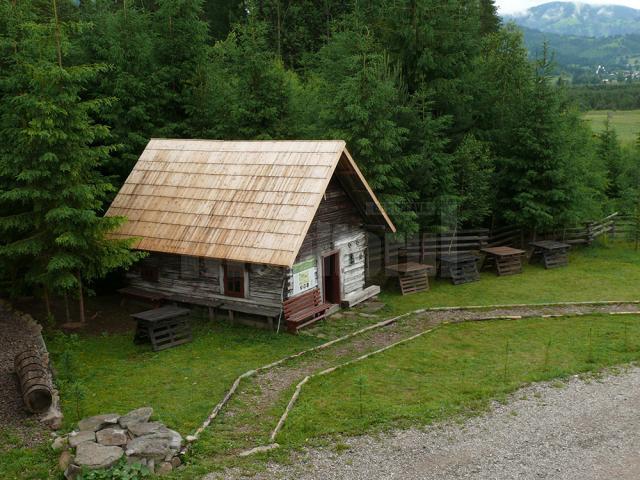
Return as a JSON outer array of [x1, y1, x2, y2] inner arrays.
[[64, 293, 71, 323], [43, 287, 52, 320], [77, 273, 86, 324]]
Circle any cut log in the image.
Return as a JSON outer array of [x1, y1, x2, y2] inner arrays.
[[14, 350, 53, 414]]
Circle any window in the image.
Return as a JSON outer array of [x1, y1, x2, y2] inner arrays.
[[223, 263, 245, 298]]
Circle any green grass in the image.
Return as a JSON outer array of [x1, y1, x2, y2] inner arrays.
[[3, 241, 640, 479], [51, 320, 320, 433], [377, 242, 640, 317], [279, 314, 640, 446], [583, 109, 640, 145]]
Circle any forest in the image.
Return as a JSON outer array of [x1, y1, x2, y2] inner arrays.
[[1, 0, 640, 309]]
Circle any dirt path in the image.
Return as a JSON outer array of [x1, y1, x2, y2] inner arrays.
[[202, 301, 640, 465], [247, 366, 640, 480]]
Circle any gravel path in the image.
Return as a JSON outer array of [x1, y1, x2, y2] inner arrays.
[[0, 302, 48, 447], [252, 367, 640, 480]]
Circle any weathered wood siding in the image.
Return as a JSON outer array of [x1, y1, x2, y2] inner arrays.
[[288, 179, 368, 300], [128, 254, 284, 307]]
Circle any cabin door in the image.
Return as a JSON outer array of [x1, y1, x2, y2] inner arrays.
[[322, 252, 341, 304]]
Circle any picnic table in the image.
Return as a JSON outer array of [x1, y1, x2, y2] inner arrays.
[[386, 262, 433, 295], [439, 253, 480, 285], [481, 246, 527, 276], [131, 305, 192, 351], [529, 240, 571, 269]]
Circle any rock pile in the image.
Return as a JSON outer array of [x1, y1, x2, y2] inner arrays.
[[53, 407, 182, 478]]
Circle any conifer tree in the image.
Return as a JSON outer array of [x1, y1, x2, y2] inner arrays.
[[154, 0, 210, 137], [596, 118, 624, 200], [0, 0, 142, 320], [312, 19, 420, 232]]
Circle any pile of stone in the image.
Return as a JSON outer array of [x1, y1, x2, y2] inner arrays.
[[53, 407, 182, 478]]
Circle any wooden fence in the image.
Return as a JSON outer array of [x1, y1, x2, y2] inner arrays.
[[366, 212, 628, 279]]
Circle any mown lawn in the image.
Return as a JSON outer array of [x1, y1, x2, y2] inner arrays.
[[3, 241, 640, 479], [583, 109, 640, 145], [49, 321, 319, 434], [0, 320, 319, 480], [379, 242, 640, 316], [279, 314, 640, 447]]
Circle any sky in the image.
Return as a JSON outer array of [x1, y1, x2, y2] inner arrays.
[[496, 0, 640, 14]]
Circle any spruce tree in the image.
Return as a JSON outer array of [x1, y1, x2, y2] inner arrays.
[[312, 19, 419, 232], [154, 0, 210, 137], [0, 1, 142, 320]]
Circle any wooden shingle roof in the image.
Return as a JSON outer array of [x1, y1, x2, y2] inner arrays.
[[106, 139, 395, 267]]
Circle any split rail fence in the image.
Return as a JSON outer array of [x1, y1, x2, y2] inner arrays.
[[367, 212, 633, 279]]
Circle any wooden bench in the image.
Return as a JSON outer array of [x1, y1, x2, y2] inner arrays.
[[529, 241, 571, 269], [220, 301, 281, 330], [131, 305, 192, 351], [386, 262, 431, 295], [284, 288, 331, 333], [118, 287, 167, 308]]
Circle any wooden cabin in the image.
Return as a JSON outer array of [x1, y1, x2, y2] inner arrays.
[[106, 139, 395, 332]]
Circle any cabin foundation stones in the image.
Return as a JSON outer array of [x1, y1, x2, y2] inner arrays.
[[54, 407, 183, 478]]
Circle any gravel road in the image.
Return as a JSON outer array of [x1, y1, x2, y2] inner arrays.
[[252, 367, 640, 480]]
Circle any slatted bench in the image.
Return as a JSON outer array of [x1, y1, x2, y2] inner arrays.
[[439, 253, 480, 285], [131, 305, 192, 351], [284, 288, 331, 333], [529, 241, 571, 269], [118, 287, 167, 307], [220, 301, 281, 330], [386, 262, 432, 295]]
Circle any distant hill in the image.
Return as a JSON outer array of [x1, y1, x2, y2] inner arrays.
[[505, 2, 640, 37], [521, 27, 640, 68]]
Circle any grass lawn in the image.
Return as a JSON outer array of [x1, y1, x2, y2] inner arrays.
[[279, 314, 640, 447], [48, 320, 319, 434], [3, 241, 640, 479], [0, 318, 320, 480], [378, 241, 640, 317], [583, 109, 640, 145]]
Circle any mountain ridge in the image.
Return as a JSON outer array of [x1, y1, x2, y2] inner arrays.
[[504, 2, 640, 37]]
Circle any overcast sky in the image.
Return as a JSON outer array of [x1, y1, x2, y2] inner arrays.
[[496, 0, 640, 14]]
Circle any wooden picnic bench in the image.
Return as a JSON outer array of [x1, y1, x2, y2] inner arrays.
[[481, 246, 526, 276], [284, 288, 331, 333], [386, 262, 433, 295], [220, 301, 281, 330], [529, 240, 571, 269], [131, 305, 192, 351], [439, 253, 480, 285], [118, 286, 167, 307]]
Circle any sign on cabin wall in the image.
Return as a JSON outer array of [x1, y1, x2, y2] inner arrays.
[[291, 258, 318, 296]]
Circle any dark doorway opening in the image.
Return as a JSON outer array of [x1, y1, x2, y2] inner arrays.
[[223, 263, 245, 298], [322, 252, 341, 304]]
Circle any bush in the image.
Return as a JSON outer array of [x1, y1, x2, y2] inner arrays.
[[78, 460, 151, 480]]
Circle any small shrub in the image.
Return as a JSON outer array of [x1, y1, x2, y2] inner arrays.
[[78, 460, 151, 480]]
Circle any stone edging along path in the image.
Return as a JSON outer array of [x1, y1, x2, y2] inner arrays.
[[183, 300, 640, 456]]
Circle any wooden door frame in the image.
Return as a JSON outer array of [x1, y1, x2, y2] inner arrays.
[[321, 249, 341, 304], [222, 262, 246, 298]]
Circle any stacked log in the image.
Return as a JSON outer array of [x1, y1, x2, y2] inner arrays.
[[14, 350, 53, 413]]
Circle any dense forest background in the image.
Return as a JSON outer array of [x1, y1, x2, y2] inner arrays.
[[1, 0, 640, 306]]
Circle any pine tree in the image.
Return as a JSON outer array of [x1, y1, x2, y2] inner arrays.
[[596, 117, 624, 200], [478, 0, 500, 36], [154, 0, 210, 137], [452, 134, 495, 226], [312, 19, 420, 232], [212, 20, 298, 140], [78, 1, 162, 185], [0, 0, 142, 320]]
